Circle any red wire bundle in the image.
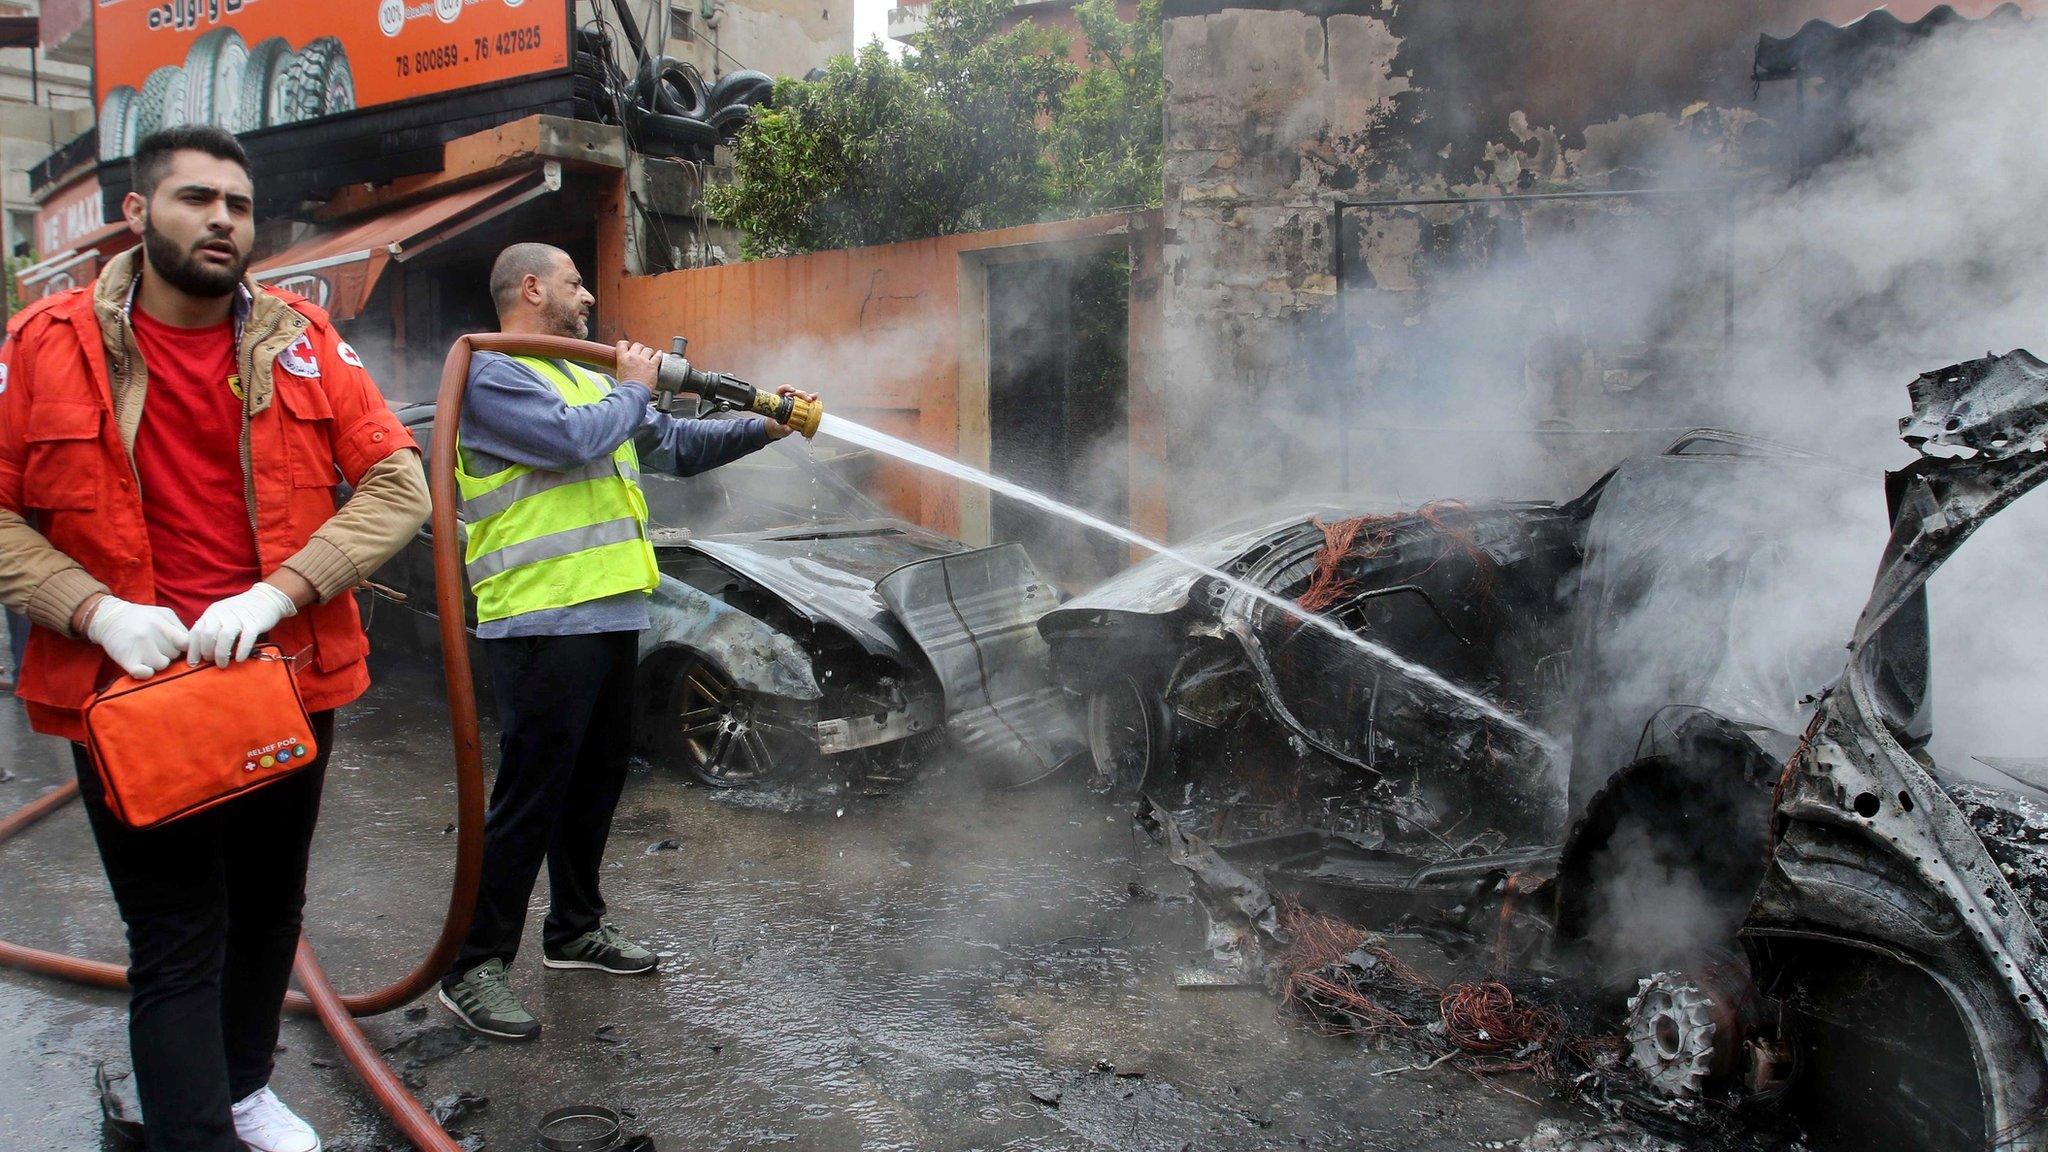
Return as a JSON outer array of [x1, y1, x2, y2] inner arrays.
[[1294, 501, 1496, 617], [1438, 981, 1564, 1075]]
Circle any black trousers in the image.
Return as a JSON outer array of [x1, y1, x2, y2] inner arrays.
[[449, 630, 638, 979], [73, 710, 335, 1152]]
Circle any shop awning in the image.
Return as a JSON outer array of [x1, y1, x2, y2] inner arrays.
[[14, 221, 138, 304], [252, 163, 560, 321]]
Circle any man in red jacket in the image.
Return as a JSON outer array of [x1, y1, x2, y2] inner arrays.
[[0, 126, 429, 1151]]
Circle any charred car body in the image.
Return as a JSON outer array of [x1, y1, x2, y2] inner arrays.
[[371, 404, 1078, 788], [1043, 355, 2048, 1149], [1040, 427, 1874, 869]]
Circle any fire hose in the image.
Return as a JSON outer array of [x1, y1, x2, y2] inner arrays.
[[0, 334, 716, 1149]]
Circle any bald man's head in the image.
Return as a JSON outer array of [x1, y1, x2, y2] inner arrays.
[[488, 243, 593, 338]]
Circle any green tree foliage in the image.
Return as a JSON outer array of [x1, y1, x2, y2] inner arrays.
[[1051, 0, 1163, 213], [707, 0, 1162, 258]]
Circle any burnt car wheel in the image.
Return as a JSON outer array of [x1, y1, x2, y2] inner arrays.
[[643, 657, 817, 788], [1086, 676, 1169, 793], [1767, 941, 2006, 1152]]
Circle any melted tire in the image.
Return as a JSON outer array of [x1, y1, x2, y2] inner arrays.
[[1086, 675, 1171, 795]]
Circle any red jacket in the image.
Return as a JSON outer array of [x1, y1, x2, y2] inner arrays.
[[0, 271, 417, 739]]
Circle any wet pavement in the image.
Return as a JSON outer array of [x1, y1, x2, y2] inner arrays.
[[0, 650, 1590, 1151]]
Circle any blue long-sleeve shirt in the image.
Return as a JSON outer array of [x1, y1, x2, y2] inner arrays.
[[459, 350, 771, 638]]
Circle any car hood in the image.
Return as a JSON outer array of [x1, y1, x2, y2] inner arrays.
[[679, 519, 966, 659]]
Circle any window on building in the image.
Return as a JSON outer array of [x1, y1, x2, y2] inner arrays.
[[669, 4, 695, 40], [9, 212, 35, 260]]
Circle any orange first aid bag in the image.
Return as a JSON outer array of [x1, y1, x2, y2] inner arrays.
[[82, 645, 319, 830]]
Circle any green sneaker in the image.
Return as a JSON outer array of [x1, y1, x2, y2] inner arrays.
[[542, 923, 659, 975], [437, 959, 540, 1040]]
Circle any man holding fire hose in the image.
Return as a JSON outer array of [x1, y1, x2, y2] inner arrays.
[[0, 126, 429, 1152], [436, 243, 815, 1041]]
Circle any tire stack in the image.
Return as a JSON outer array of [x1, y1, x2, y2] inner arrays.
[[705, 69, 774, 141], [97, 33, 358, 161], [631, 61, 775, 160], [570, 30, 776, 163]]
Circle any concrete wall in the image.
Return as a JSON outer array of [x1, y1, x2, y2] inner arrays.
[[662, 0, 857, 82], [0, 0, 94, 260], [600, 210, 1164, 541], [1150, 0, 1957, 531]]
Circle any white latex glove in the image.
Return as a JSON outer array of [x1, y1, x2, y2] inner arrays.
[[186, 581, 298, 668], [84, 597, 190, 680]]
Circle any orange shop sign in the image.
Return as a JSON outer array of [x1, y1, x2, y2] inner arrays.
[[93, 0, 570, 159]]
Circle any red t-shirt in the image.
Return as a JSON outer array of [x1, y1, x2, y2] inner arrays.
[[129, 308, 260, 625]]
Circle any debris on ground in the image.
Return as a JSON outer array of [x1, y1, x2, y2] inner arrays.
[[380, 1021, 480, 1074], [94, 1063, 144, 1149], [1274, 902, 1592, 1080], [1519, 1119, 1688, 1152], [428, 1090, 487, 1126]]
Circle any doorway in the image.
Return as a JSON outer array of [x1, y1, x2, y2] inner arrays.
[[984, 249, 1131, 590]]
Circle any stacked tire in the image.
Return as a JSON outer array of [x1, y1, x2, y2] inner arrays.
[[705, 69, 774, 143], [95, 34, 357, 160], [622, 59, 775, 160]]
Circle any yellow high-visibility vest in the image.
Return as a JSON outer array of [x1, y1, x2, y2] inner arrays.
[[454, 356, 659, 624]]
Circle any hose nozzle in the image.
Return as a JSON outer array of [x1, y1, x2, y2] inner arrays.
[[759, 391, 823, 439], [655, 337, 822, 438]]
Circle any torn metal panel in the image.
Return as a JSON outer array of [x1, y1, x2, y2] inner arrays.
[[1142, 797, 1288, 983], [1755, 349, 2048, 1149], [683, 523, 961, 663], [878, 543, 1082, 776], [640, 576, 822, 702]]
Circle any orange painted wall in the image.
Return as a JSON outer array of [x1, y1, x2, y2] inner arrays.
[[602, 211, 1160, 540]]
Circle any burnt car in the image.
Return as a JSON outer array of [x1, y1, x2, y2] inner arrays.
[[1048, 424, 1941, 1123], [369, 403, 1078, 788], [1042, 428, 1880, 863], [1043, 387, 2048, 1147]]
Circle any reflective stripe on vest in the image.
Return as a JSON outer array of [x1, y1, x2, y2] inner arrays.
[[465, 515, 646, 583], [454, 356, 660, 623], [456, 455, 641, 523]]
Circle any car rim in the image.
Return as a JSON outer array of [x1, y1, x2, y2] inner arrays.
[[1087, 677, 1154, 790], [673, 662, 769, 787]]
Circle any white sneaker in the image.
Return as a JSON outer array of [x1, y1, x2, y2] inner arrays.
[[231, 1087, 323, 1152]]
